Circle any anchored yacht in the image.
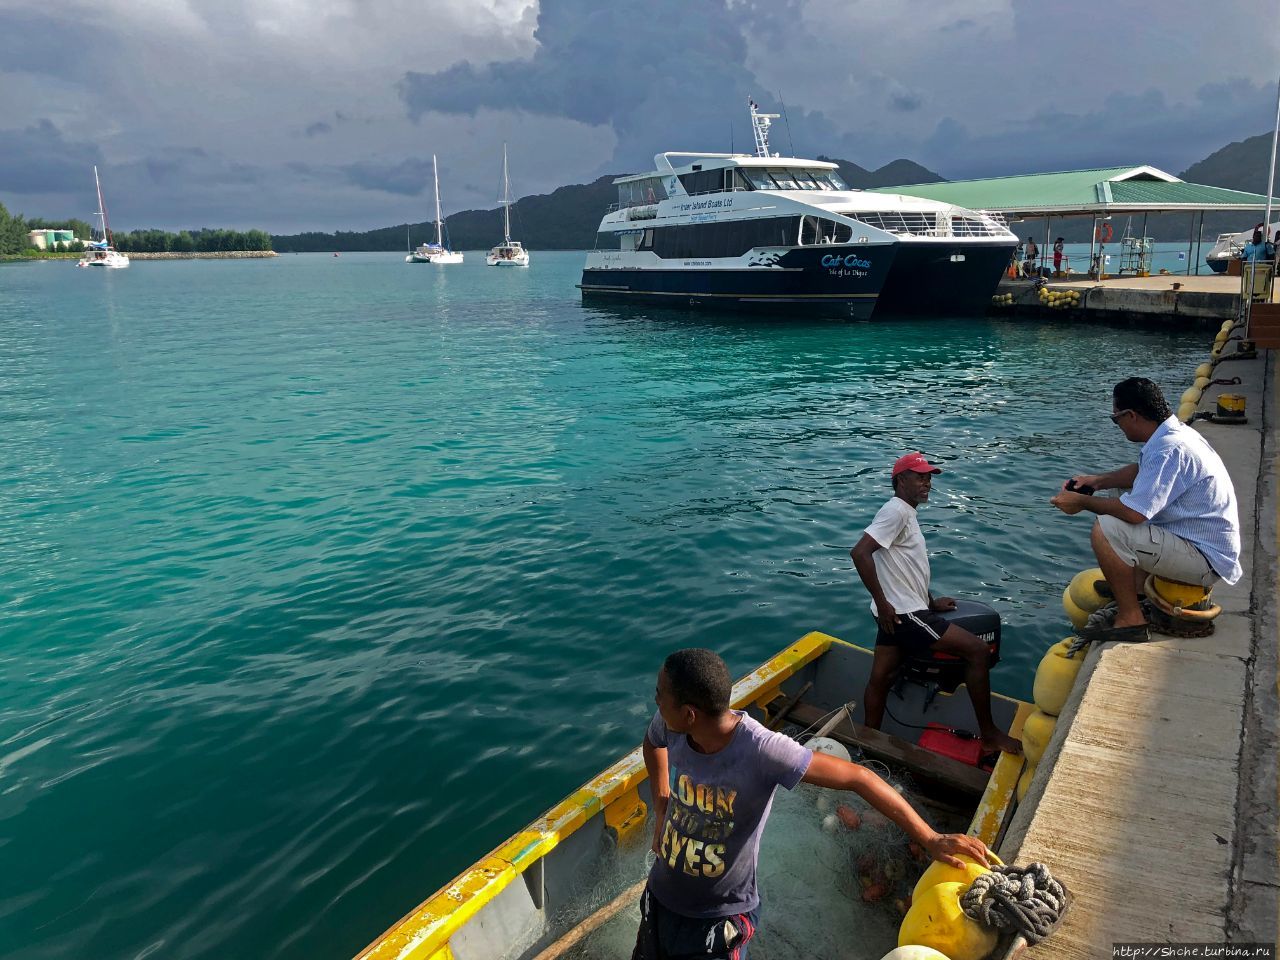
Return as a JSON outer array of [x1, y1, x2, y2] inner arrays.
[[486, 143, 529, 267], [407, 154, 463, 264], [580, 101, 1016, 317], [78, 166, 129, 269]]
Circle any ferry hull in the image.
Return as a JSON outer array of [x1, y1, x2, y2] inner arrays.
[[579, 243, 895, 319], [874, 241, 1017, 316]]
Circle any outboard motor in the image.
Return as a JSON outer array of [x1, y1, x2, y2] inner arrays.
[[897, 598, 1001, 694]]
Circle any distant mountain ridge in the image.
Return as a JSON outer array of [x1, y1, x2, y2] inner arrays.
[[272, 157, 948, 252], [1179, 132, 1279, 196], [272, 135, 1274, 251]]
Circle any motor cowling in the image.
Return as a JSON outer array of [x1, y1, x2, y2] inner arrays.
[[898, 599, 1001, 694]]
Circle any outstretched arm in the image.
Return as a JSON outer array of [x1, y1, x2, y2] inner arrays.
[[1062, 463, 1139, 492], [801, 752, 992, 867]]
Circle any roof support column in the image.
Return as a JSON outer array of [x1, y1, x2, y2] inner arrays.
[[1195, 211, 1205, 276], [1187, 213, 1196, 276]]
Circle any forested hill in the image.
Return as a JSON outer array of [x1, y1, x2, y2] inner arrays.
[[271, 157, 949, 252], [1180, 132, 1279, 196]]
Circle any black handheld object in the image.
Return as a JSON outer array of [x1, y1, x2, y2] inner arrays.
[[1065, 479, 1096, 495]]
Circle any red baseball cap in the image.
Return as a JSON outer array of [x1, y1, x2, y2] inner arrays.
[[891, 452, 942, 477]]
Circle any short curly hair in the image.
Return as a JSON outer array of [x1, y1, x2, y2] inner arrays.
[[1113, 377, 1172, 423], [663, 648, 732, 716]]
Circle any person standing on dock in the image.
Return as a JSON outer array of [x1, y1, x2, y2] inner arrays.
[[1022, 237, 1039, 277], [850, 453, 1023, 756], [1053, 237, 1065, 276], [635, 647, 993, 960], [1049, 377, 1241, 642]]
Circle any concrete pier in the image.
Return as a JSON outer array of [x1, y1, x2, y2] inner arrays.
[[990, 275, 1275, 327], [998, 343, 1279, 953]]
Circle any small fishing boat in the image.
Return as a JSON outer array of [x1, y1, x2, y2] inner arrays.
[[354, 602, 1031, 960], [1205, 220, 1280, 273], [407, 155, 464, 264], [77, 166, 129, 269], [486, 143, 530, 267]]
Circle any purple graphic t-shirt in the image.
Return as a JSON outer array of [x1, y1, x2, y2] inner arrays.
[[645, 710, 812, 918]]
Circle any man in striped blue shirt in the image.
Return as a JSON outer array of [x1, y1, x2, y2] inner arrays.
[[1050, 377, 1242, 642]]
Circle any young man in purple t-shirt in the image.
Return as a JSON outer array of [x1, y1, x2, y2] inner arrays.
[[634, 648, 992, 960]]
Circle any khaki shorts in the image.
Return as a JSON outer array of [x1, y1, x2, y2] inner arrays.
[[1097, 515, 1218, 588]]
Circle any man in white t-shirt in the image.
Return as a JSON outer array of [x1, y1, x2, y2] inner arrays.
[[851, 452, 1022, 756]]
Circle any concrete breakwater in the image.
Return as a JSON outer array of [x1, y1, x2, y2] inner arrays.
[[990, 275, 1252, 328]]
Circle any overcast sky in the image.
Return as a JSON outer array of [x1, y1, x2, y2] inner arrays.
[[1, 0, 1276, 233]]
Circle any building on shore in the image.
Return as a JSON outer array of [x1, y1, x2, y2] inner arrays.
[[27, 229, 75, 251]]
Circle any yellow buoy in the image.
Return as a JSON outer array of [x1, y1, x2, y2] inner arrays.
[[1149, 576, 1211, 608], [1022, 709, 1057, 765], [1214, 330, 1229, 344], [1195, 362, 1213, 379], [1033, 639, 1084, 716], [1067, 567, 1106, 612], [910, 852, 1002, 901], [1062, 585, 1090, 631], [1177, 400, 1197, 423], [879, 947, 953, 960], [1017, 761, 1038, 802], [1180, 386, 1202, 406], [899, 882, 998, 960], [1194, 375, 1210, 390]]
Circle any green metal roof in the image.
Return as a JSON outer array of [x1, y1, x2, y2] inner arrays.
[[869, 165, 1278, 216]]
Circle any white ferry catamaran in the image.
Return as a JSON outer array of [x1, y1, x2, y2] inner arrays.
[[580, 101, 1017, 317]]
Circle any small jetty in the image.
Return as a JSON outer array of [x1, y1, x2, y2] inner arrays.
[[1000, 339, 1278, 952]]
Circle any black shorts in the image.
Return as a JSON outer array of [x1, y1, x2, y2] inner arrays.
[[875, 609, 950, 656], [632, 886, 758, 960]]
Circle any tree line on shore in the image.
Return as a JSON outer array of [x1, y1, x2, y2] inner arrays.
[[0, 202, 272, 255]]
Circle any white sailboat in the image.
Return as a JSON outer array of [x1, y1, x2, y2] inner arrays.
[[78, 166, 129, 268], [486, 143, 529, 267], [407, 154, 464, 264]]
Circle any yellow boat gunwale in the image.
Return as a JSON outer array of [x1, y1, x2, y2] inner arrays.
[[355, 630, 1026, 960]]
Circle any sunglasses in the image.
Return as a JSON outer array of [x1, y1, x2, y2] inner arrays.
[[1109, 409, 1132, 424]]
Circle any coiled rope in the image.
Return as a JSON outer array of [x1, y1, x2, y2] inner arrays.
[[960, 862, 1069, 945]]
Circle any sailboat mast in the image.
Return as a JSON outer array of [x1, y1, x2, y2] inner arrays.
[[502, 143, 511, 244], [433, 154, 444, 247], [94, 165, 113, 246]]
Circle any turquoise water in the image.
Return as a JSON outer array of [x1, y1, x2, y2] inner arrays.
[[0, 252, 1203, 959]]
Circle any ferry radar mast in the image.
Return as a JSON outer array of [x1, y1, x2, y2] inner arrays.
[[748, 98, 780, 158]]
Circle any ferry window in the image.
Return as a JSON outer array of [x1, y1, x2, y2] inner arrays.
[[596, 231, 618, 250], [793, 172, 820, 190], [730, 169, 754, 191], [800, 216, 820, 245], [678, 170, 723, 195], [638, 229, 654, 251], [769, 170, 798, 190], [833, 222, 853, 243], [744, 169, 776, 190], [816, 173, 848, 191]]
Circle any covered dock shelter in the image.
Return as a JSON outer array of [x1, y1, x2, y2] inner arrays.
[[870, 166, 1278, 276]]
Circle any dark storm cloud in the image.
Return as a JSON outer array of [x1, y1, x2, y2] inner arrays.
[[304, 121, 333, 137], [0, 119, 102, 194], [922, 80, 1278, 180], [890, 94, 923, 113], [400, 0, 849, 170], [340, 158, 433, 196]]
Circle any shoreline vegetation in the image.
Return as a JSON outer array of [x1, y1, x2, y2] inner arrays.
[[0, 202, 274, 257], [2, 250, 278, 262]]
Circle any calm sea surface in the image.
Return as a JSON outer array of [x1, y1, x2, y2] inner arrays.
[[0, 251, 1204, 959]]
